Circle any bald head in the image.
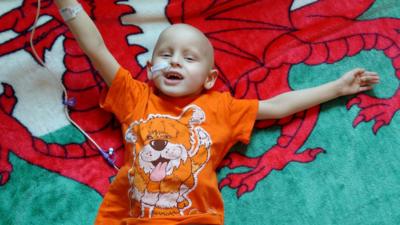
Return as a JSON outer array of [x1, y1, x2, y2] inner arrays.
[[153, 24, 215, 68]]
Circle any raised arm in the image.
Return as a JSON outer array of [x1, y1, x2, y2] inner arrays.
[[257, 68, 380, 120], [54, 0, 119, 86]]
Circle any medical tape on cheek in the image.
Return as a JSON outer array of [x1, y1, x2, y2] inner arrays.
[[148, 62, 170, 80]]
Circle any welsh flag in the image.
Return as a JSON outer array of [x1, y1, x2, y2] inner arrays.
[[0, 0, 399, 224]]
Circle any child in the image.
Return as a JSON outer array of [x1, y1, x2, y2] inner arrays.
[[55, 0, 379, 224]]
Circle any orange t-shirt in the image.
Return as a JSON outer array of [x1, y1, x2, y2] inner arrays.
[[95, 67, 258, 225]]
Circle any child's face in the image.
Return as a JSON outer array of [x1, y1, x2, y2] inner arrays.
[[149, 24, 217, 98]]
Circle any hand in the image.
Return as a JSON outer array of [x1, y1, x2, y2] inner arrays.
[[337, 68, 380, 96]]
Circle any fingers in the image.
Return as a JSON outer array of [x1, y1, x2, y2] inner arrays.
[[359, 71, 380, 84], [353, 68, 366, 75], [357, 71, 379, 93], [347, 68, 379, 93], [340, 68, 380, 94]]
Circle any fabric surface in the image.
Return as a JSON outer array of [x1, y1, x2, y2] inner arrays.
[[0, 0, 399, 225], [95, 67, 257, 224]]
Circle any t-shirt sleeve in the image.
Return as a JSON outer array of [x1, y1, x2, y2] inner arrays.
[[225, 93, 259, 144], [100, 67, 149, 123]]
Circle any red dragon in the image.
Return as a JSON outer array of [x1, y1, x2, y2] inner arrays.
[[0, 0, 399, 197]]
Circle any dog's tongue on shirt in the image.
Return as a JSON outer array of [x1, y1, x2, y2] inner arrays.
[[150, 162, 168, 181]]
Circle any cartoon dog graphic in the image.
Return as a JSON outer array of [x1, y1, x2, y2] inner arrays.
[[125, 105, 211, 217]]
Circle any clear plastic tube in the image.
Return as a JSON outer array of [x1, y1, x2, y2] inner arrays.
[[148, 62, 170, 80]]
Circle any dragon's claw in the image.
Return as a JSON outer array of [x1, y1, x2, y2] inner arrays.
[[0, 154, 12, 185], [218, 177, 232, 190], [219, 146, 325, 197], [237, 185, 250, 198], [347, 96, 361, 108], [220, 172, 259, 198], [219, 157, 232, 169], [219, 174, 254, 198], [220, 152, 258, 170], [347, 94, 398, 133], [0, 170, 10, 185], [372, 121, 387, 133]]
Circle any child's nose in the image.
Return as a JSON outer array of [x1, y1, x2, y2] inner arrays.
[[170, 54, 181, 67]]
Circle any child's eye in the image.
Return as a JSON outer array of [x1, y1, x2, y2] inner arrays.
[[185, 57, 195, 61], [160, 53, 171, 57]]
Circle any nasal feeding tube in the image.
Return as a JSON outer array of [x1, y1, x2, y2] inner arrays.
[[148, 62, 170, 80]]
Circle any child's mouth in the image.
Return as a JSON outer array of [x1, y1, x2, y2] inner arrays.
[[164, 72, 183, 80]]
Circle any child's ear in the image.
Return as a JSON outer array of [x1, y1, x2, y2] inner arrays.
[[204, 69, 218, 90]]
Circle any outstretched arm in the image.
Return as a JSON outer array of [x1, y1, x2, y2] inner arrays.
[[257, 68, 380, 120], [54, 0, 119, 86]]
